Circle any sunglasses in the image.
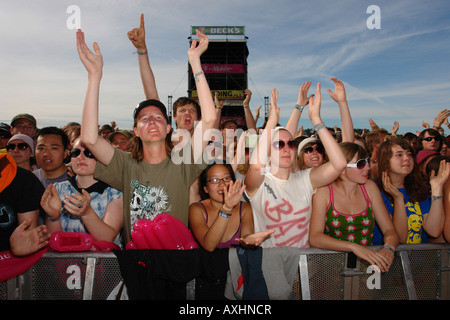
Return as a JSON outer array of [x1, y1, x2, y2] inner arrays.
[[346, 157, 370, 170], [272, 140, 299, 150], [423, 136, 439, 142], [70, 148, 95, 159], [303, 145, 325, 155], [207, 176, 232, 184], [6, 143, 29, 151]]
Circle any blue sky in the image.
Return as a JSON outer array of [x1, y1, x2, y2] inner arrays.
[[1, 0, 449, 135]]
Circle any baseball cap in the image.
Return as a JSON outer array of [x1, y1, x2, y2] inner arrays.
[[133, 99, 169, 123], [0, 123, 11, 138], [10, 113, 37, 127]]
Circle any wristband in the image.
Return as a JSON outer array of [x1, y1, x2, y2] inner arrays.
[[220, 205, 233, 215], [431, 195, 443, 201], [219, 211, 231, 219], [194, 71, 204, 82], [382, 245, 395, 253], [295, 104, 305, 112], [136, 50, 148, 55], [314, 122, 326, 132], [47, 215, 60, 222]]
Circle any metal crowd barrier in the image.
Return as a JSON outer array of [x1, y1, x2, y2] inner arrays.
[[1, 243, 449, 300]]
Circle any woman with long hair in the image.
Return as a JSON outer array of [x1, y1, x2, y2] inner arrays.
[[309, 142, 399, 272], [374, 138, 449, 244]]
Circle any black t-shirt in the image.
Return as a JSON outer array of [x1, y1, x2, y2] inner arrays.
[[0, 167, 44, 251]]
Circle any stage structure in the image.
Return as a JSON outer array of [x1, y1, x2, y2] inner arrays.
[[188, 26, 249, 129]]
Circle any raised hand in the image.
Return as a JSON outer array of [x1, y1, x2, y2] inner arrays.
[[429, 159, 450, 189], [243, 89, 252, 107], [297, 81, 313, 107], [222, 179, 246, 212], [308, 82, 322, 125], [327, 77, 346, 104], [188, 29, 209, 65], [40, 184, 62, 220], [76, 29, 103, 77], [267, 88, 280, 125], [127, 13, 147, 52]]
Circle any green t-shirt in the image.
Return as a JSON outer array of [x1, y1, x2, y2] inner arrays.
[[94, 148, 206, 245]]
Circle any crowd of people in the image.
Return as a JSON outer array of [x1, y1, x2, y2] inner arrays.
[[1, 14, 450, 299]]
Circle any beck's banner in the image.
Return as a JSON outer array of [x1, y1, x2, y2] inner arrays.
[[201, 64, 244, 74], [191, 26, 245, 36], [191, 90, 245, 100]]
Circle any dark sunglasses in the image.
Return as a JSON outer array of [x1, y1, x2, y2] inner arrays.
[[6, 143, 29, 151], [272, 140, 299, 150], [303, 145, 325, 155], [70, 148, 95, 159], [423, 136, 439, 142], [346, 157, 370, 170]]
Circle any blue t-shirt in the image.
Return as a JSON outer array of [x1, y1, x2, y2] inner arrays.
[[373, 187, 430, 245]]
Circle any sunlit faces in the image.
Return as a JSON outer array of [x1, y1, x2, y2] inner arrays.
[[422, 132, 440, 151], [302, 143, 324, 168], [173, 103, 198, 132], [111, 133, 131, 152], [70, 141, 96, 176], [203, 164, 233, 201], [270, 129, 297, 169], [11, 119, 36, 138], [6, 139, 32, 167], [345, 155, 370, 183], [35, 134, 70, 174], [134, 106, 171, 142], [388, 145, 414, 176]]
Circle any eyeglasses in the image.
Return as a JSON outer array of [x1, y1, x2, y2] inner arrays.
[[70, 148, 95, 159], [207, 176, 232, 184], [6, 143, 30, 151], [303, 145, 325, 155], [272, 140, 299, 150], [423, 136, 439, 142], [346, 157, 370, 170]]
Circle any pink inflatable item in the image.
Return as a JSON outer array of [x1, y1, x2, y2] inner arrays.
[[127, 213, 198, 250], [49, 231, 120, 252]]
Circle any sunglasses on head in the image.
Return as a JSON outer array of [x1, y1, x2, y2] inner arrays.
[[70, 148, 95, 159], [6, 143, 29, 151], [303, 145, 325, 155], [346, 157, 370, 170], [423, 136, 438, 142], [272, 140, 299, 150]]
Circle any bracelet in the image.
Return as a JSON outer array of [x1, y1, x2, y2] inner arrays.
[[47, 215, 60, 222], [194, 71, 204, 82], [136, 50, 148, 55], [431, 195, 443, 201], [220, 205, 233, 215], [295, 104, 305, 112], [382, 245, 395, 253], [219, 211, 231, 219], [243, 105, 249, 109], [313, 122, 326, 132]]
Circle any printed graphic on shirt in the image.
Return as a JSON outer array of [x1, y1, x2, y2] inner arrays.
[[405, 201, 423, 244], [129, 180, 172, 229], [0, 204, 17, 234], [264, 199, 310, 248]]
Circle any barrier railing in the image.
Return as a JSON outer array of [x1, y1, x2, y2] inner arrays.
[[1, 244, 449, 300]]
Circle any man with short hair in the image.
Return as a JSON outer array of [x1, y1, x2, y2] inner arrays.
[[10, 113, 37, 138], [33, 127, 70, 188]]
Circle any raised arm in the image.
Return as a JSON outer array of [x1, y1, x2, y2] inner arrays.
[[245, 88, 279, 196], [77, 29, 114, 165], [285, 81, 312, 136], [327, 77, 354, 143], [242, 89, 257, 131], [127, 14, 159, 100], [189, 30, 217, 153], [307, 83, 347, 189]]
